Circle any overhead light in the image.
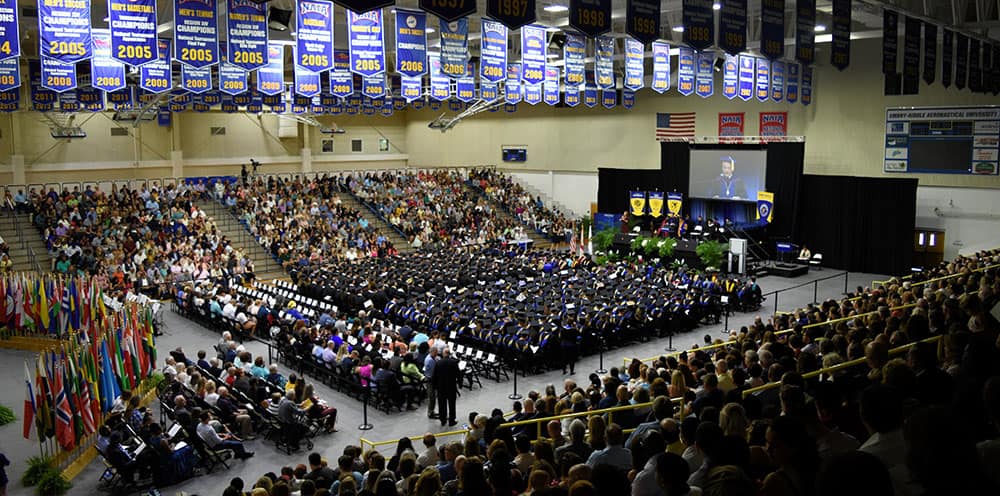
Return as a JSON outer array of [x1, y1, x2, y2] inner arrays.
[[712, 3, 721, 10], [268, 7, 292, 31], [543, 5, 569, 13], [672, 26, 684, 33], [103, 17, 109, 22], [547, 53, 559, 58], [545, 26, 562, 32], [814, 24, 826, 32], [427, 27, 436, 33]]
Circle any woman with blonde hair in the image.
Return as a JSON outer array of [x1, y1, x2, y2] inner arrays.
[[413, 467, 442, 496], [720, 402, 749, 439], [669, 370, 687, 399], [587, 415, 607, 451]]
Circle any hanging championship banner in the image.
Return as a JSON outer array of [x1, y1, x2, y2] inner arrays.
[[759, 111, 787, 136], [755, 57, 770, 101], [202, 91, 220, 105], [624, 38, 644, 91], [219, 48, 248, 95], [722, 54, 738, 99], [295, 0, 334, 73], [348, 9, 385, 77], [440, 17, 468, 78], [786, 61, 799, 102], [831, 0, 850, 70], [395, 9, 427, 77], [771, 60, 784, 101], [903, 16, 920, 94], [109, 0, 157, 66], [78, 87, 104, 111], [956, 33, 967, 89], [0, 58, 19, 91], [91, 31, 126, 92], [524, 83, 542, 105], [107, 86, 133, 108], [666, 192, 683, 215], [429, 54, 450, 101], [400, 75, 421, 102], [220, 95, 236, 112], [601, 88, 615, 108], [521, 24, 546, 86], [756, 192, 774, 223], [942, 30, 953, 88], [0, 88, 17, 112], [480, 19, 506, 83], [883, 9, 897, 74], [737, 54, 755, 101], [226, 0, 267, 70], [41, 57, 76, 92], [175, 0, 219, 68], [682, 0, 713, 52], [38, 0, 92, 63], [795, 0, 814, 65], [719, 0, 746, 56], [564, 85, 580, 106], [60, 90, 79, 112], [696, 50, 714, 98], [392, 95, 406, 110], [506, 62, 522, 103], [456, 68, 475, 102], [629, 191, 646, 216], [247, 89, 262, 112], [626, 0, 659, 44], [181, 64, 212, 93], [420, 0, 474, 22], [917, 22, 933, 86], [329, 50, 353, 97], [232, 90, 250, 105], [294, 65, 321, 97], [718, 112, 744, 136], [569, 0, 611, 38], [647, 191, 664, 217], [480, 81, 498, 101], [256, 43, 283, 96], [969, 39, 981, 92], [30, 60, 57, 110], [595, 36, 614, 89], [140, 38, 171, 93], [622, 89, 635, 109], [677, 47, 695, 96], [651, 41, 670, 93], [801, 66, 812, 105], [0, 0, 20, 61], [761, 0, 785, 60], [290, 94, 307, 114], [503, 102, 517, 113], [583, 70, 597, 107], [564, 33, 586, 86], [362, 74, 385, 99], [487, 0, 535, 30], [544, 67, 559, 105]]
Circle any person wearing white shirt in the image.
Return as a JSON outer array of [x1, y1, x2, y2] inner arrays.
[[222, 302, 238, 319]]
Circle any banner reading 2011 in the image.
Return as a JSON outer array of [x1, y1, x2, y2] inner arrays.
[[38, 0, 93, 63], [175, 0, 219, 68], [296, 0, 334, 73], [109, 0, 158, 66], [347, 9, 385, 77], [226, 0, 267, 70]]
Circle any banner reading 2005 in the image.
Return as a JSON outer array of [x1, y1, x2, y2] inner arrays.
[[226, 0, 267, 70], [109, 0, 158, 66], [296, 0, 334, 73], [38, 0, 93, 63], [347, 9, 385, 77], [174, 0, 219, 68]]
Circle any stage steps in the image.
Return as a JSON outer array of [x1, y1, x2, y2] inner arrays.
[[336, 192, 415, 253], [0, 212, 52, 272], [195, 200, 287, 279]]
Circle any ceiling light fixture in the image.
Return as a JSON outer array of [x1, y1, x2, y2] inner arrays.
[[672, 26, 684, 32], [814, 24, 827, 32], [543, 5, 569, 13]]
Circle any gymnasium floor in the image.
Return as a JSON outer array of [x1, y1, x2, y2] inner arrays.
[[0, 269, 884, 496]]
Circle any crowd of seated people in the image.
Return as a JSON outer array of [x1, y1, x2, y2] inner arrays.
[[175, 279, 267, 338], [468, 169, 574, 244], [24, 183, 254, 295], [221, 175, 397, 265]]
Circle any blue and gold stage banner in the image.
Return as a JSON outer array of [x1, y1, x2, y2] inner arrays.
[[595, 35, 614, 89], [439, 17, 468, 78], [296, 0, 334, 73], [419, 0, 474, 22], [107, 86, 133, 108], [696, 50, 714, 98], [923, 22, 936, 84], [583, 69, 597, 107], [0, 88, 17, 112], [39, 0, 92, 63], [395, 9, 427, 77], [569, 0, 611, 38], [544, 66, 560, 105], [524, 83, 542, 105], [347, 9, 385, 77], [629, 190, 647, 216], [400, 75, 422, 102], [564, 85, 580, 106], [801, 65, 812, 105], [626, 0, 659, 44], [294, 63, 321, 97], [795, 0, 814, 65], [506, 62, 522, 104], [329, 50, 353, 97], [91, 31, 127, 92], [257, 43, 283, 95], [667, 192, 684, 216], [622, 89, 635, 109], [480, 19, 507, 83], [0, 57, 18, 91], [760, 0, 785, 60], [521, 24, 546, 85], [109, 0, 157, 66], [334, 0, 393, 14], [647, 191, 664, 217], [175, 0, 219, 68], [756, 191, 774, 223], [456, 67, 475, 102], [882, 9, 897, 74], [601, 88, 615, 108], [181, 64, 212, 93], [677, 47, 695, 96], [41, 56, 76, 92], [682, 0, 713, 52], [78, 86, 104, 111], [718, 0, 746, 56], [738, 54, 754, 101], [487, 0, 534, 30], [755, 57, 770, 101], [785, 61, 798, 102], [770, 60, 784, 101], [0, 0, 20, 61], [942, 30, 953, 88], [363, 74, 385, 99], [624, 37, 644, 90], [651, 41, 670, 93], [564, 32, 585, 86], [722, 53, 738, 99], [226, 0, 267, 70], [480, 81, 498, 101], [429, 54, 450, 101], [831, 0, 850, 70], [218, 44, 247, 95], [903, 16, 920, 95]]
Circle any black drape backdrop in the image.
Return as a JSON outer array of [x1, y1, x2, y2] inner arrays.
[[764, 143, 804, 240], [795, 175, 917, 274], [596, 168, 666, 215]]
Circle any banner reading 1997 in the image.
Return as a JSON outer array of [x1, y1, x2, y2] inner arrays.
[[596, 36, 614, 89], [0, 0, 20, 61], [564, 33, 585, 87], [521, 25, 546, 86], [175, 0, 218, 68], [440, 17, 469, 78], [651, 41, 670, 93], [480, 19, 507, 84], [38, 0, 93, 63], [624, 38, 644, 91], [226, 0, 267, 70], [348, 9, 385, 77], [109, 0, 158, 66], [91, 31, 127, 92], [296, 0, 334, 73], [395, 9, 427, 78]]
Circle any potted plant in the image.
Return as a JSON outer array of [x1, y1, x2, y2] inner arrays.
[[696, 240, 726, 270]]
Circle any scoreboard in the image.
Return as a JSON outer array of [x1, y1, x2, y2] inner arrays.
[[884, 106, 1000, 175]]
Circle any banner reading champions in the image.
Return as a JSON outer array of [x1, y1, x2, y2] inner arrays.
[[140, 38, 172, 93], [624, 38, 644, 91], [348, 9, 385, 77], [596, 36, 614, 89], [38, 0, 93, 63], [480, 19, 507, 84], [226, 0, 267, 70], [174, 0, 219, 68], [181, 64, 212, 93], [564, 33, 585, 87], [257, 43, 284, 95], [521, 24, 546, 86], [651, 41, 670, 93], [440, 17, 469, 78], [218, 42, 248, 95], [109, 0, 158, 66], [91, 30, 126, 92], [0, 0, 19, 61], [629, 191, 647, 216], [296, 0, 334, 73], [395, 9, 427, 78]]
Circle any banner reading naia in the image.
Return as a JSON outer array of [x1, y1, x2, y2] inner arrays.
[[759, 111, 788, 136], [718, 112, 745, 136]]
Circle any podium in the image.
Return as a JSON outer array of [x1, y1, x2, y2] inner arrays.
[[728, 238, 747, 274]]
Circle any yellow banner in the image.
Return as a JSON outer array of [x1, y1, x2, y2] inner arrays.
[[629, 191, 646, 216], [757, 191, 774, 223]]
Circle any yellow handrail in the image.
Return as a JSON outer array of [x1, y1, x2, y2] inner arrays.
[[853, 261, 1000, 302]]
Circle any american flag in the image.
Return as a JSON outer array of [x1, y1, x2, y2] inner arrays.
[[655, 112, 696, 141]]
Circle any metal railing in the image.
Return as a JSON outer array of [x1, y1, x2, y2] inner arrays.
[[760, 271, 850, 315], [848, 260, 1000, 303]]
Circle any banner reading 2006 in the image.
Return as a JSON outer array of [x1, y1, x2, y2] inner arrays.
[[109, 0, 158, 66], [395, 9, 427, 78], [38, 0, 93, 63], [174, 0, 219, 68], [564, 33, 585, 87], [347, 9, 385, 77], [521, 25, 546, 86], [296, 0, 334, 73], [226, 0, 267, 70], [479, 19, 507, 84]]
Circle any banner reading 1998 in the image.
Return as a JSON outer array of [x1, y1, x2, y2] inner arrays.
[[564, 33, 586, 87], [91, 31, 127, 92], [109, 0, 158, 66], [624, 38, 644, 91], [0, 0, 20, 61], [395, 9, 427, 78], [521, 25, 546, 86], [226, 0, 267, 70], [479, 19, 507, 84], [440, 17, 469, 78], [595, 36, 614, 89], [347, 9, 385, 77], [296, 0, 334, 73], [174, 0, 218, 68], [651, 41, 670, 93], [38, 0, 93, 63]]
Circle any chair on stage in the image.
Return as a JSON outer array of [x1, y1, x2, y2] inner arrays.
[[809, 253, 823, 270]]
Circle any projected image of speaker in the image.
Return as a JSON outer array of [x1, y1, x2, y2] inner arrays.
[[689, 149, 767, 201]]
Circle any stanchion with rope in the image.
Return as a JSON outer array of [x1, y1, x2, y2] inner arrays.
[[359, 385, 374, 431], [508, 356, 522, 400], [595, 335, 607, 374]]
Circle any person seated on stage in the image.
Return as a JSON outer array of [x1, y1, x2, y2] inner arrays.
[[798, 245, 812, 262]]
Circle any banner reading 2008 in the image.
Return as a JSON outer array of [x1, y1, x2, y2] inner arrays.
[[226, 0, 267, 70], [347, 9, 385, 77], [296, 0, 334, 73], [174, 0, 219, 68], [91, 30, 126, 92], [109, 0, 158, 66], [38, 0, 93, 63]]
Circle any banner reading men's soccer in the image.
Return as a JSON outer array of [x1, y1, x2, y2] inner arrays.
[[0, 0, 19, 62], [226, 0, 267, 70], [629, 191, 647, 216], [348, 9, 385, 77], [521, 25, 546, 86], [395, 9, 427, 78], [174, 0, 218, 68], [109, 0, 157, 66], [296, 0, 334, 73], [564, 33, 585, 87], [480, 19, 507, 84], [38, 0, 93, 63], [91, 31, 126, 92], [651, 42, 670, 93], [647, 191, 664, 217]]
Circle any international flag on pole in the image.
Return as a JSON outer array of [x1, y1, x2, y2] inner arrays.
[[53, 360, 76, 451], [655, 112, 697, 141], [23, 362, 37, 439]]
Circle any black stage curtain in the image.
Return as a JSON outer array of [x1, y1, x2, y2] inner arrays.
[[795, 175, 917, 274], [596, 168, 665, 215], [660, 142, 691, 195], [764, 143, 804, 240]]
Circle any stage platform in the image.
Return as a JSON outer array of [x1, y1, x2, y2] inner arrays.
[[770, 262, 810, 278]]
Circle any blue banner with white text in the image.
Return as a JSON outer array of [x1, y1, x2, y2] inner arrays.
[[651, 41, 670, 93], [696, 50, 714, 98], [785, 61, 799, 102], [583, 70, 596, 107], [678, 47, 695, 96], [348, 9, 385, 77], [595, 36, 614, 89], [0, 0, 20, 61], [564, 32, 585, 87], [39, 0, 92, 63], [140, 38, 171, 93], [622, 89, 635, 109], [296, 0, 334, 73], [506, 62, 522, 104], [521, 24, 546, 86], [624, 37, 644, 91], [755, 57, 770, 101], [544, 66, 559, 105], [362, 74, 385, 99], [174, 0, 219, 68], [109, 0, 158, 66], [429, 54, 450, 101], [456, 71, 475, 102], [294, 64, 321, 97], [0, 88, 17, 112], [41, 56, 76, 92], [738, 54, 754, 101], [439, 17, 468, 78], [395, 9, 427, 77], [91, 31, 127, 92], [601, 88, 615, 108], [480, 81, 498, 101], [400, 75, 421, 102], [226, 0, 267, 70], [770, 60, 785, 102], [722, 54, 738, 99], [564, 84, 580, 107], [181, 64, 212, 93], [218, 43, 248, 95], [524, 83, 542, 105], [0, 57, 19, 91], [257, 43, 284, 95], [479, 19, 506, 83]]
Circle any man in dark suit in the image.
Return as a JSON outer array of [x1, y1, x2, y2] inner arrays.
[[714, 156, 748, 199], [434, 348, 461, 427]]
